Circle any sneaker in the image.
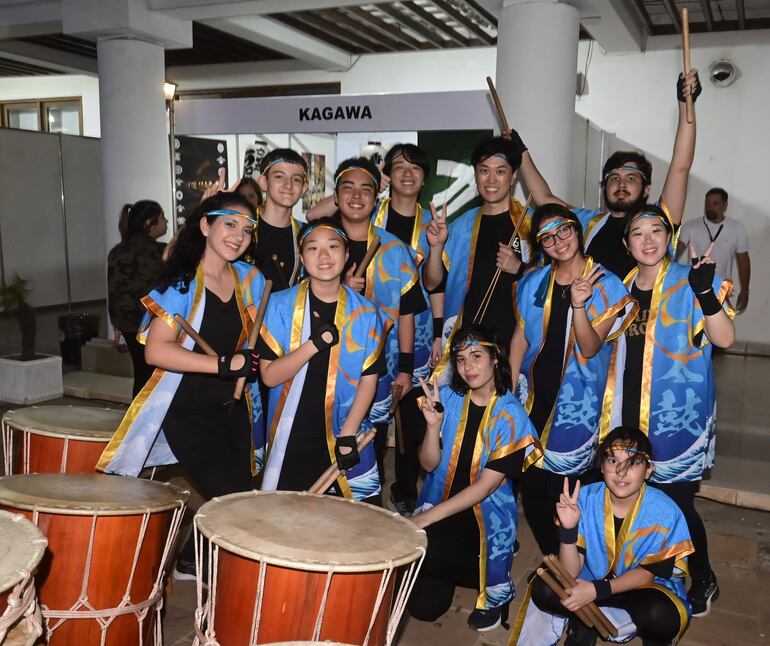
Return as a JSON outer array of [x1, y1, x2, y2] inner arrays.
[[564, 617, 598, 646], [467, 603, 509, 632], [389, 483, 416, 517], [172, 558, 197, 582], [688, 572, 720, 617]]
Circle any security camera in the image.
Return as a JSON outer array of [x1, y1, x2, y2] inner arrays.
[[708, 60, 737, 87]]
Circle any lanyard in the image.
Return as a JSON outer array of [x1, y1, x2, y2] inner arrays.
[[703, 217, 724, 243]]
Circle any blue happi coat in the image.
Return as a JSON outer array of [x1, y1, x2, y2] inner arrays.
[[514, 258, 637, 475], [97, 261, 267, 475], [416, 387, 542, 611]]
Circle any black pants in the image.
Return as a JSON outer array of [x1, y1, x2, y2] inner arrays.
[[650, 480, 711, 581], [123, 330, 155, 399], [521, 466, 597, 556], [392, 389, 426, 502], [531, 577, 683, 644]]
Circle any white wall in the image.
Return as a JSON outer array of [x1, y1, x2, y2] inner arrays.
[[0, 75, 101, 137]]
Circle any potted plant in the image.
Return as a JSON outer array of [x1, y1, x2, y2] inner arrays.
[[0, 275, 63, 404]]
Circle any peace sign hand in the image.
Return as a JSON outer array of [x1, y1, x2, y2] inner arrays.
[[555, 477, 581, 530], [200, 167, 243, 204], [688, 242, 716, 295], [418, 377, 444, 427], [570, 264, 604, 309], [426, 201, 448, 249]]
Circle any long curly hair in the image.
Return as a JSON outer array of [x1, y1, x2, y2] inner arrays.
[[155, 193, 256, 294], [449, 324, 512, 396]]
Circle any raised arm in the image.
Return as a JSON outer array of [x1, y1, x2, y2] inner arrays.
[[504, 128, 567, 207]]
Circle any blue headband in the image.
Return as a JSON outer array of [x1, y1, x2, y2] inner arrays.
[[261, 157, 307, 177], [603, 165, 648, 184], [206, 208, 257, 225], [536, 218, 572, 240], [624, 211, 671, 235], [298, 223, 349, 248]]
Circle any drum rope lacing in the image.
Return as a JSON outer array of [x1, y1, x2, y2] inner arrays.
[[0, 567, 43, 642], [34, 501, 185, 645]]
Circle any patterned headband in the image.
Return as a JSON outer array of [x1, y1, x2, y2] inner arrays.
[[335, 166, 378, 189], [298, 223, 349, 248], [624, 211, 670, 235], [604, 443, 650, 462], [206, 208, 257, 225], [261, 157, 307, 177], [602, 165, 648, 183], [536, 218, 572, 240], [452, 338, 497, 352]]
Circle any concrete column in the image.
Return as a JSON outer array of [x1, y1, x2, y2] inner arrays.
[[97, 38, 172, 252], [495, 0, 579, 200]]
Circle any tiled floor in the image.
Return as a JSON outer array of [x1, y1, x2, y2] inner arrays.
[[0, 353, 768, 645]]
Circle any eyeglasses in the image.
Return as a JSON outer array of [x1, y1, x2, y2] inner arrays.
[[539, 223, 575, 248]]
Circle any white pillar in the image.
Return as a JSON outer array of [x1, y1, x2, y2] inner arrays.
[[495, 0, 579, 200], [97, 38, 172, 252]]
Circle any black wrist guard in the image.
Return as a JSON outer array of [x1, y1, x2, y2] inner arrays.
[[433, 317, 444, 339], [688, 259, 715, 294], [311, 322, 339, 352], [334, 435, 360, 470], [677, 72, 702, 103], [398, 352, 414, 375], [696, 289, 723, 316], [559, 525, 579, 545], [593, 579, 612, 601], [509, 128, 528, 155], [217, 349, 259, 379]]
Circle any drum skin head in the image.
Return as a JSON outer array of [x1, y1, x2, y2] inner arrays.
[[0, 474, 189, 515], [196, 491, 427, 572], [0, 509, 46, 594], [2, 406, 124, 440]]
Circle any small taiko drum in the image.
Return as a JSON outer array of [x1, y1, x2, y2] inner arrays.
[[2, 406, 123, 475], [0, 474, 188, 646], [0, 510, 46, 645], [193, 491, 426, 646], [2, 606, 43, 646]]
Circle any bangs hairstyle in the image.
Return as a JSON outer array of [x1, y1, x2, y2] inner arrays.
[[383, 143, 430, 179], [333, 157, 381, 193], [449, 324, 512, 396], [236, 176, 263, 206], [470, 136, 522, 172], [529, 202, 585, 256], [623, 203, 672, 240], [259, 148, 308, 176], [601, 151, 652, 186], [597, 426, 654, 467], [297, 216, 349, 249], [156, 192, 256, 294]]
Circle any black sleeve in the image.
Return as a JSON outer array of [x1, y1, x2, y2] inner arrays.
[[399, 281, 427, 315], [640, 556, 675, 578], [485, 448, 525, 479], [362, 344, 386, 376], [256, 335, 278, 360]]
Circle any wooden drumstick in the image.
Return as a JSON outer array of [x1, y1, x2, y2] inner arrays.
[[389, 383, 404, 455], [308, 428, 377, 495], [173, 315, 216, 357], [681, 8, 695, 124], [353, 236, 381, 278], [271, 254, 288, 289], [232, 280, 273, 401], [536, 568, 607, 638], [486, 76, 510, 132], [544, 555, 618, 638]]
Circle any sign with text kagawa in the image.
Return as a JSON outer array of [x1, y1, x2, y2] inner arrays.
[[174, 91, 498, 135]]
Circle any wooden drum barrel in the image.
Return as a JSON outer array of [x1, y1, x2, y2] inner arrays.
[[0, 474, 188, 646], [2, 406, 123, 475], [193, 491, 426, 646]]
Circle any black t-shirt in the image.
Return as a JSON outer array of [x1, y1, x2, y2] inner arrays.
[[622, 284, 652, 427], [586, 214, 634, 280], [385, 204, 417, 246], [345, 239, 426, 315], [529, 282, 571, 434], [257, 291, 385, 491], [255, 219, 295, 290], [461, 211, 522, 349]]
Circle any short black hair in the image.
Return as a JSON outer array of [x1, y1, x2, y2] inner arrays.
[[260, 148, 308, 175], [706, 187, 728, 202], [529, 202, 585, 256], [598, 426, 654, 465], [601, 151, 652, 186], [470, 136, 522, 171], [383, 143, 430, 179], [333, 157, 381, 193], [449, 324, 512, 396]]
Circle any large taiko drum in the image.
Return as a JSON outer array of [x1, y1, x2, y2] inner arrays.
[[0, 510, 46, 645], [2, 406, 124, 475], [193, 491, 426, 646], [0, 474, 188, 646]]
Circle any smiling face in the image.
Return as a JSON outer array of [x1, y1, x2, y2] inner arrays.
[[335, 168, 377, 224], [538, 216, 579, 264], [300, 227, 348, 283], [237, 184, 262, 211], [474, 155, 515, 209], [454, 344, 496, 394], [624, 215, 671, 268], [200, 209, 254, 263], [603, 164, 650, 213], [600, 445, 653, 502], [258, 162, 307, 209], [389, 156, 424, 199]]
